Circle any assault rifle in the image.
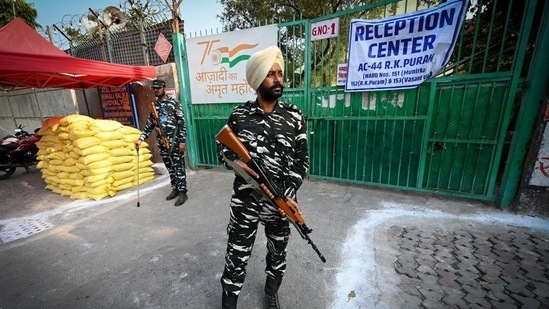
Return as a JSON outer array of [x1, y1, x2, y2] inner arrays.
[[149, 102, 172, 156], [216, 125, 326, 263]]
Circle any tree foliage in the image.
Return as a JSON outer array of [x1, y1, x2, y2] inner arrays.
[[0, 0, 39, 29], [218, 0, 368, 30]]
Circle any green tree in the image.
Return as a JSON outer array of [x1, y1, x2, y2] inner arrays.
[[0, 0, 39, 29], [218, 0, 364, 30]]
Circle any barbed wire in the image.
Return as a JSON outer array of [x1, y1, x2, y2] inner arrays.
[[37, 0, 171, 51]]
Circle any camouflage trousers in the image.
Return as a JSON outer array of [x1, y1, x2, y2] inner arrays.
[[220, 192, 290, 296], [158, 142, 187, 193]]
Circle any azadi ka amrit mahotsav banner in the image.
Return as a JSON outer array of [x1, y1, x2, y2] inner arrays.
[[345, 0, 469, 92]]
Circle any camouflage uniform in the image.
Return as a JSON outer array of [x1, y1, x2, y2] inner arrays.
[[218, 99, 309, 297], [139, 95, 187, 194]]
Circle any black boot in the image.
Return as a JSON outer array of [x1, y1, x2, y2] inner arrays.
[[166, 189, 178, 200], [265, 276, 282, 309], [174, 192, 188, 206], [221, 292, 238, 309]]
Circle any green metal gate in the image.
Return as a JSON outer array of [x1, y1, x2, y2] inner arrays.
[[186, 0, 543, 204]]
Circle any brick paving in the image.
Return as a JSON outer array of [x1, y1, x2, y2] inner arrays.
[[389, 225, 549, 308]]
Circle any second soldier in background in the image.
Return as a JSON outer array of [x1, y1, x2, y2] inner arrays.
[[135, 79, 189, 206]]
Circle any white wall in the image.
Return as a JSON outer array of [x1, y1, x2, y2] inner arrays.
[[0, 87, 98, 136]]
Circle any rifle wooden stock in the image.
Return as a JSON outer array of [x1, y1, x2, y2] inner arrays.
[[216, 125, 326, 263], [215, 125, 252, 163], [149, 102, 171, 155]]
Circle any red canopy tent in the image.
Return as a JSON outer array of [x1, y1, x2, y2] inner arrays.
[[0, 17, 156, 89]]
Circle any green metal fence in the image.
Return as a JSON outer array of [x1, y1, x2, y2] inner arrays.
[[187, 0, 542, 204]]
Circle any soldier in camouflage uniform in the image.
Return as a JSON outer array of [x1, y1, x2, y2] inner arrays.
[[135, 79, 188, 206], [218, 46, 309, 309]]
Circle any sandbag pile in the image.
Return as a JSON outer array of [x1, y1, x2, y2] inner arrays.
[[36, 115, 155, 201]]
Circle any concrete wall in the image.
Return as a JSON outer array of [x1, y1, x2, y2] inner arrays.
[[515, 92, 549, 218], [0, 88, 88, 136]]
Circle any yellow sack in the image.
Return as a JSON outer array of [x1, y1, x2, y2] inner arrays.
[[87, 192, 111, 201], [85, 177, 113, 188], [60, 114, 93, 126], [112, 170, 134, 180], [48, 164, 60, 172], [55, 165, 79, 173], [114, 182, 134, 191], [112, 176, 133, 187], [72, 136, 101, 149], [64, 157, 77, 166], [110, 156, 134, 165], [135, 175, 154, 185], [94, 119, 123, 132], [138, 160, 153, 169], [137, 171, 155, 180], [57, 171, 70, 179], [95, 131, 124, 141], [71, 192, 90, 200], [67, 120, 93, 132], [79, 152, 110, 165], [112, 162, 134, 172], [69, 151, 81, 160], [80, 166, 112, 176], [101, 140, 126, 149], [69, 128, 97, 141], [73, 145, 107, 157], [69, 173, 84, 180], [137, 153, 152, 162], [84, 175, 110, 186], [109, 148, 134, 157], [118, 126, 141, 135], [49, 159, 64, 166], [46, 152, 66, 161], [123, 134, 141, 144], [58, 132, 70, 141], [36, 126, 54, 136], [138, 147, 151, 155], [88, 160, 112, 170], [39, 134, 58, 144]]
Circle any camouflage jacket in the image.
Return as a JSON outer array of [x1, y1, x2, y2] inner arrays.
[[218, 100, 309, 198], [139, 95, 186, 148]]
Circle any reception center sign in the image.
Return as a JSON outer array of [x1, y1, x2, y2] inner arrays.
[[345, 0, 468, 92]]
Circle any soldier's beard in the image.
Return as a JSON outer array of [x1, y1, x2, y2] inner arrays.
[[258, 83, 284, 101]]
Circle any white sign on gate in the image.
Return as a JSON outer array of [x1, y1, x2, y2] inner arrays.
[[311, 17, 339, 41], [186, 25, 278, 104], [345, 0, 468, 92]]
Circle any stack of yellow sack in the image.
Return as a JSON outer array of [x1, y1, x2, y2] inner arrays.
[[36, 114, 155, 200]]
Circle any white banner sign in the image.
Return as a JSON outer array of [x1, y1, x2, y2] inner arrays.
[[336, 64, 347, 86], [311, 17, 339, 41], [345, 0, 468, 92], [187, 25, 278, 103]]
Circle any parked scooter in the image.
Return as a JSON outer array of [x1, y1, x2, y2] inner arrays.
[[0, 125, 41, 180]]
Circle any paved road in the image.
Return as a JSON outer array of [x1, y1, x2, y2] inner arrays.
[[1, 166, 548, 308]]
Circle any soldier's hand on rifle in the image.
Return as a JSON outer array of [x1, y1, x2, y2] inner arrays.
[[235, 159, 259, 179], [178, 143, 186, 153], [279, 197, 301, 217], [135, 139, 142, 150]]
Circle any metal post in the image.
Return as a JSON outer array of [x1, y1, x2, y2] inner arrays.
[[499, 0, 549, 207]]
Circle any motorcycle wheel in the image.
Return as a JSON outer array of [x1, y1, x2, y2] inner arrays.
[[0, 167, 16, 180]]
